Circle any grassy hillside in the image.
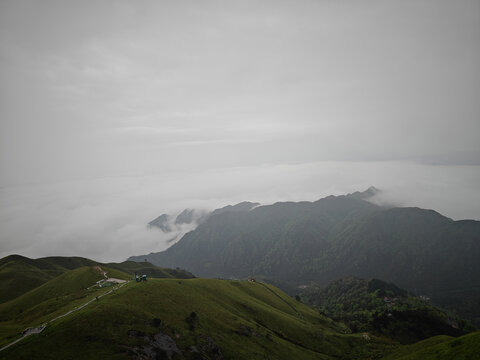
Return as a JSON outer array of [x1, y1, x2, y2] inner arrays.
[[0, 266, 130, 346], [382, 332, 480, 360], [0, 257, 191, 351], [0, 255, 194, 306], [0, 255, 96, 303], [0, 278, 398, 360], [0, 266, 105, 321]]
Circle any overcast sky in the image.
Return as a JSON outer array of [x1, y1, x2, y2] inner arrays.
[[1, 0, 479, 262]]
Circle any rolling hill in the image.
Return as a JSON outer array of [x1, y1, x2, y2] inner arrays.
[[0, 255, 195, 353], [0, 255, 96, 303], [0, 255, 194, 305], [0, 277, 398, 359]]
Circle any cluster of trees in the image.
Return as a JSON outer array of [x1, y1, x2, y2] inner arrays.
[[300, 277, 475, 344]]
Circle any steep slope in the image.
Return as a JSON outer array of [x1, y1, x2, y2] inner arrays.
[[322, 208, 478, 292], [318, 209, 480, 325], [0, 278, 396, 360]]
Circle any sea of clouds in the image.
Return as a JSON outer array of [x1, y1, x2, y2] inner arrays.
[[1, 160, 479, 262]]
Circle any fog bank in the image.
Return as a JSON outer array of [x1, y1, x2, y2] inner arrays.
[[1, 160, 479, 262]]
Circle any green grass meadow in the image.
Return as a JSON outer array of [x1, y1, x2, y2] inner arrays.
[[1, 278, 398, 359]]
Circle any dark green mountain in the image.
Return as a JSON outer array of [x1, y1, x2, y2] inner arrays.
[[130, 190, 480, 325], [299, 277, 474, 344], [131, 195, 379, 281]]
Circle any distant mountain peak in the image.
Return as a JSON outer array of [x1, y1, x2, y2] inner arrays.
[[175, 208, 210, 225], [175, 209, 195, 225], [148, 214, 171, 232]]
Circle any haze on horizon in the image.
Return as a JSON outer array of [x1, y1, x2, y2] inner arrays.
[[1, 0, 479, 262]]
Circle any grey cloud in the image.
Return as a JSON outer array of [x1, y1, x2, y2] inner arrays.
[[0, 1, 479, 260]]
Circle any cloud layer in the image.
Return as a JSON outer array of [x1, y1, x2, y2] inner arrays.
[[1, 161, 479, 262]]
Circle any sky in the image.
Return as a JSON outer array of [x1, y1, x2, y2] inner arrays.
[[1, 0, 479, 262]]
